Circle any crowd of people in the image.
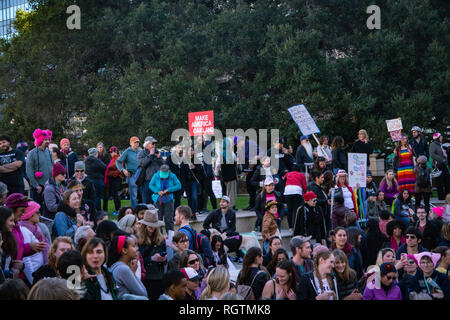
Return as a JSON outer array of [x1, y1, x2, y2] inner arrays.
[[0, 125, 449, 300]]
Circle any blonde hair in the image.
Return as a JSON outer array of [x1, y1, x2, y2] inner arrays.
[[48, 237, 75, 268], [200, 266, 230, 300], [137, 222, 163, 246], [381, 169, 398, 190], [375, 248, 396, 267], [358, 129, 368, 140]]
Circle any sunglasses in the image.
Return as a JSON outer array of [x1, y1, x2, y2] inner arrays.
[[405, 235, 417, 239], [75, 170, 84, 173], [188, 258, 199, 265], [385, 276, 397, 281]]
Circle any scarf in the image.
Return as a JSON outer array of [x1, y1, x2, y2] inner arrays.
[[104, 155, 119, 185], [390, 236, 406, 252], [61, 147, 72, 156], [331, 241, 353, 256], [20, 220, 49, 264], [58, 202, 78, 218]]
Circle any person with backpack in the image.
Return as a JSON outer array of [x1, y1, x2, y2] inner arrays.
[[414, 155, 432, 213], [236, 247, 270, 300], [175, 205, 214, 268]]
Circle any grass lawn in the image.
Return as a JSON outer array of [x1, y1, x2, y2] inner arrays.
[[107, 195, 250, 220]]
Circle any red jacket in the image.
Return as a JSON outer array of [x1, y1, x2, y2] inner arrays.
[[283, 171, 307, 193], [104, 155, 122, 184]]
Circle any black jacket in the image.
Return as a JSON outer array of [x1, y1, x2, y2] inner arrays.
[[202, 208, 236, 233], [139, 240, 167, 281], [296, 271, 339, 300], [237, 267, 270, 300], [138, 148, 164, 181], [307, 181, 328, 214], [267, 148, 290, 177], [332, 148, 347, 171], [180, 158, 204, 185], [82, 266, 119, 300], [409, 136, 429, 158], [254, 190, 284, 219], [84, 156, 106, 180], [350, 140, 373, 166], [414, 220, 440, 251], [80, 177, 96, 203], [295, 146, 314, 172], [293, 204, 326, 242], [406, 269, 450, 300], [250, 165, 279, 189]]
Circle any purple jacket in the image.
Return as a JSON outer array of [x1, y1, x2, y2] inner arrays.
[[363, 285, 402, 300], [11, 223, 33, 261], [379, 180, 399, 202]]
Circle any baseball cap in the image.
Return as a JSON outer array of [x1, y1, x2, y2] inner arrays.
[[220, 195, 231, 203], [180, 267, 200, 281], [130, 136, 140, 144], [290, 235, 312, 250]]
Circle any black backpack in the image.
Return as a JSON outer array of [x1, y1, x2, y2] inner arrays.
[[180, 226, 214, 268], [416, 165, 431, 188]]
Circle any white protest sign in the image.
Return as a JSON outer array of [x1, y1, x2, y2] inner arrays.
[[348, 153, 367, 188], [212, 179, 223, 199], [386, 118, 403, 132], [288, 104, 320, 136]]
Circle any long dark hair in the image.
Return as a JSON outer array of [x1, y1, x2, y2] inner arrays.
[[276, 259, 297, 293], [267, 248, 289, 276], [81, 237, 108, 273], [117, 206, 133, 222], [211, 235, 225, 254], [237, 247, 262, 285], [0, 207, 16, 257]]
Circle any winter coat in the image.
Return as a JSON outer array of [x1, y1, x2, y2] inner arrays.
[[414, 164, 432, 193], [181, 159, 204, 185], [62, 150, 78, 178], [350, 140, 373, 166], [295, 146, 314, 172], [409, 136, 429, 158], [406, 269, 450, 300], [283, 171, 307, 193], [43, 178, 65, 219], [84, 156, 106, 181], [267, 148, 290, 177], [379, 180, 399, 203], [307, 182, 328, 215], [139, 240, 167, 281], [262, 211, 280, 241], [250, 165, 280, 188], [331, 204, 347, 229], [332, 148, 347, 171], [82, 266, 119, 300], [138, 149, 163, 182], [254, 190, 284, 220], [395, 243, 427, 260], [52, 202, 78, 239], [149, 171, 182, 204], [336, 272, 359, 300], [429, 140, 447, 168], [414, 220, 440, 251], [363, 284, 402, 300], [296, 271, 339, 300], [237, 267, 270, 300], [366, 200, 381, 219], [11, 223, 33, 261], [25, 147, 54, 188], [293, 204, 326, 242], [202, 208, 236, 233]]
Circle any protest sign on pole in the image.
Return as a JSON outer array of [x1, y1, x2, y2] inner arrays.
[[288, 104, 321, 136], [188, 110, 214, 136], [389, 129, 403, 142], [386, 118, 403, 132], [348, 153, 367, 188]]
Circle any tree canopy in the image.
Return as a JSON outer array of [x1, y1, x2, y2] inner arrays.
[[0, 0, 448, 154]]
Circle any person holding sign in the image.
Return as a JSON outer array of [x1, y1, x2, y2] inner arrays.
[[350, 130, 373, 167], [393, 133, 416, 195], [335, 170, 357, 213]]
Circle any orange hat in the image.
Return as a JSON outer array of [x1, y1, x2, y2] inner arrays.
[[130, 136, 140, 144]]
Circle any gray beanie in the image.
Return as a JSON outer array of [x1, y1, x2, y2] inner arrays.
[[0, 182, 8, 195], [88, 148, 98, 156], [74, 161, 85, 171]]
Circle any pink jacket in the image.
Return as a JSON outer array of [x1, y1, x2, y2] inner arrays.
[[12, 223, 34, 261]]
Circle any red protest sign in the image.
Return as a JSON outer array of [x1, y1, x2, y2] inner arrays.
[[188, 110, 214, 136]]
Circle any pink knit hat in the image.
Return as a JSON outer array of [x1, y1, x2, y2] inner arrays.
[[21, 201, 41, 221], [33, 129, 52, 147], [52, 162, 67, 178], [60, 138, 70, 148], [413, 252, 441, 268], [433, 132, 441, 140], [432, 206, 444, 218]]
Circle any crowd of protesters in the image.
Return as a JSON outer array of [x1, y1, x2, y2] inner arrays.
[[0, 125, 449, 300]]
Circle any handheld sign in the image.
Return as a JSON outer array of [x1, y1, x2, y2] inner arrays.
[[386, 118, 403, 132], [389, 129, 402, 142], [288, 104, 320, 136], [348, 153, 367, 188], [188, 110, 214, 136]]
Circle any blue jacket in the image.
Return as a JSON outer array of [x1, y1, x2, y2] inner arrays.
[[406, 269, 450, 300], [52, 203, 77, 239], [116, 147, 141, 175], [149, 172, 182, 204], [396, 243, 427, 260]]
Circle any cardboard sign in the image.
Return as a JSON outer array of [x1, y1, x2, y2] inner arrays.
[[288, 104, 320, 136], [188, 111, 214, 136], [389, 129, 402, 142], [348, 153, 367, 188], [386, 118, 403, 132]]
